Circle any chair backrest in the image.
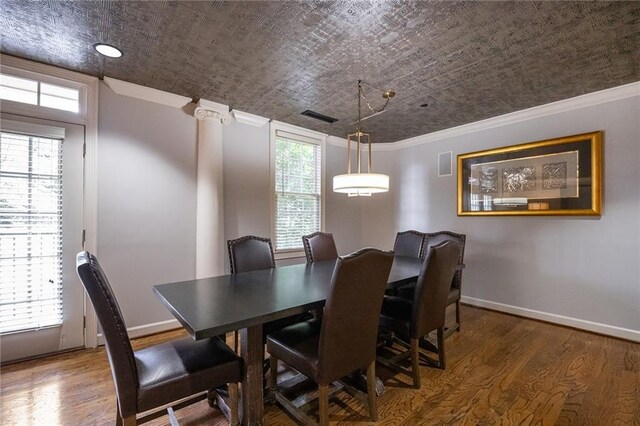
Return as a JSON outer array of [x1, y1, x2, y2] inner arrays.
[[227, 235, 275, 273], [393, 230, 426, 258], [302, 232, 338, 263], [317, 248, 394, 384], [411, 241, 463, 338], [425, 231, 466, 289], [76, 251, 138, 417]]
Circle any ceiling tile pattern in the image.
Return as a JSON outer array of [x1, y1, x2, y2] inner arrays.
[[1, 1, 638, 142]]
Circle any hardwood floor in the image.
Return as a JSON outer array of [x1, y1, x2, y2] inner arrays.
[[1, 306, 638, 425]]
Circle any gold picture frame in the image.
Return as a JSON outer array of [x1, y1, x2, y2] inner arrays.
[[457, 131, 602, 216]]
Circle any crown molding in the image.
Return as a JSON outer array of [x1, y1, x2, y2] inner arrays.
[[103, 76, 192, 109], [328, 81, 639, 152], [392, 81, 640, 150], [231, 109, 269, 127]]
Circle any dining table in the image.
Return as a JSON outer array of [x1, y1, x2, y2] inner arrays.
[[153, 255, 423, 425]]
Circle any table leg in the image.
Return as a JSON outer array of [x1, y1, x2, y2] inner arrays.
[[240, 325, 263, 426]]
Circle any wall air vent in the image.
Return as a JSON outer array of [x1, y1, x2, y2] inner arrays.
[[301, 110, 338, 123]]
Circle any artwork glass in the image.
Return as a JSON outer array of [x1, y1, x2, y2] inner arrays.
[[457, 132, 602, 216]]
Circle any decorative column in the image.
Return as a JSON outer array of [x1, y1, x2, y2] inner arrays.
[[193, 100, 232, 279]]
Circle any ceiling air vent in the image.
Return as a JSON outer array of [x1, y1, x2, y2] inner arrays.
[[301, 110, 338, 123]]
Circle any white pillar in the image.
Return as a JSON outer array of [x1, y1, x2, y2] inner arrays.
[[193, 100, 232, 278]]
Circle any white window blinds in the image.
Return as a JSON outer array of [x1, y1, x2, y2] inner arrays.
[[0, 131, 64, 334], [274, 133, 322, 251]]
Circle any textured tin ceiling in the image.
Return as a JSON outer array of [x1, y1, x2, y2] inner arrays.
[[1, 1, 639, 142]]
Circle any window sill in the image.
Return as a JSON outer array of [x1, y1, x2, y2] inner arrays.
[[274, 250, 306, 261]]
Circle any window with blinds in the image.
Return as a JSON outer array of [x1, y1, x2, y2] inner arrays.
[[0, 131, 64, 334], [274, 134, 322, 251]]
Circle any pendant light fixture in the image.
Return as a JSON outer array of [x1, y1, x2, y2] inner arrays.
[[333, 80, 395, 197]]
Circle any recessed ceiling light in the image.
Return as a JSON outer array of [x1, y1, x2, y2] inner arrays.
[[94, 43, 123, 58]]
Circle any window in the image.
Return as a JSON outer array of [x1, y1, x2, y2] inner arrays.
[[0, 131, 64, 333], [272, 125, 324, 253], [0, 72, 80, 113]]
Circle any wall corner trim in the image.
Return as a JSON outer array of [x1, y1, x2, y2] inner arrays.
[[231, 109, 269, 127], [103, 76, 193, 109], [461, 296, 640, 343]]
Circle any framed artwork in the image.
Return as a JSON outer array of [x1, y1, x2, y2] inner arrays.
[[457, 131, 602, 216]]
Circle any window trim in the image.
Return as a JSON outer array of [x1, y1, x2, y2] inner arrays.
[[269, 121, 326, 260]]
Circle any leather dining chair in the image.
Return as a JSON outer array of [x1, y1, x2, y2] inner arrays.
[[425, 231, 466, 335], [76, 251, 242, 426], [393, 230, 427, 258], [377, 241, 462, 388], [397, 231, 467, 335], [227, 235, 276, 274], [227, 235, 313, 351], [302, 232, 338, 263], [266, 248, 394, 426]]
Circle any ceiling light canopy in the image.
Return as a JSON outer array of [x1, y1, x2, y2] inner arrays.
[[333, 80, 395, 197], [94, 43, 123, 58]]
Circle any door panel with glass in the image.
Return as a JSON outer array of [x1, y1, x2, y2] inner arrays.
[[0, 114, 84, 362]]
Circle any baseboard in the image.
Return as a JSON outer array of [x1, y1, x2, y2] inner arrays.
[[461, 296, 640, 343], [96, 319, 181, 346]]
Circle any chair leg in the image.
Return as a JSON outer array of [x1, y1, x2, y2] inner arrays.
[[115, 400, 136, 426], [318, 384, 329, 426], [228, 382, 239, 426], [269, 356, 278, 394], [456, 299, 461, 332], [122, 416, 136, 426], [437, 327, 446, 370], [233, 330, 239, 353], [366, 361, 378, 421], [410, 338, 421, 389], [115, 399, 123, 426]]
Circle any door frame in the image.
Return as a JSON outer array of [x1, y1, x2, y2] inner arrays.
[[1, 54, 99, 348]]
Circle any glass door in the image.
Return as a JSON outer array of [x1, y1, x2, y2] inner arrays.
[[0, 113, 85, 362]]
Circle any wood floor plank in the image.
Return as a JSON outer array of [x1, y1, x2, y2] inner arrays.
[[1, 306, 638, 425]]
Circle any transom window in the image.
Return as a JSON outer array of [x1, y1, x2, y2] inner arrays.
[[272, 128, 324, 253], [0, 73, 80, 113]]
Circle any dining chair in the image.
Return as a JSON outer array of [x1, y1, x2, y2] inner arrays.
[[302, 232, 338, 263], [226, 235, 313, 350], [393, 230, 427, 258], [397, 231, 467, 335], [227, 235, 276, 273], [377, 240, 462, 388], [425, 231, 466, 335], [266, 248, 394, 426], [76, 251, 242, 426]]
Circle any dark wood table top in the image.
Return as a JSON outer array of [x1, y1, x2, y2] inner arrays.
[[153, 255, 423, 340]]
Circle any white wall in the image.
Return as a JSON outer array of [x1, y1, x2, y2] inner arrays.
[[393, 94, 640, 338], [222, 120, 271, 244], [96, 78, 639, 341], [97, 82, 198, 329]]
